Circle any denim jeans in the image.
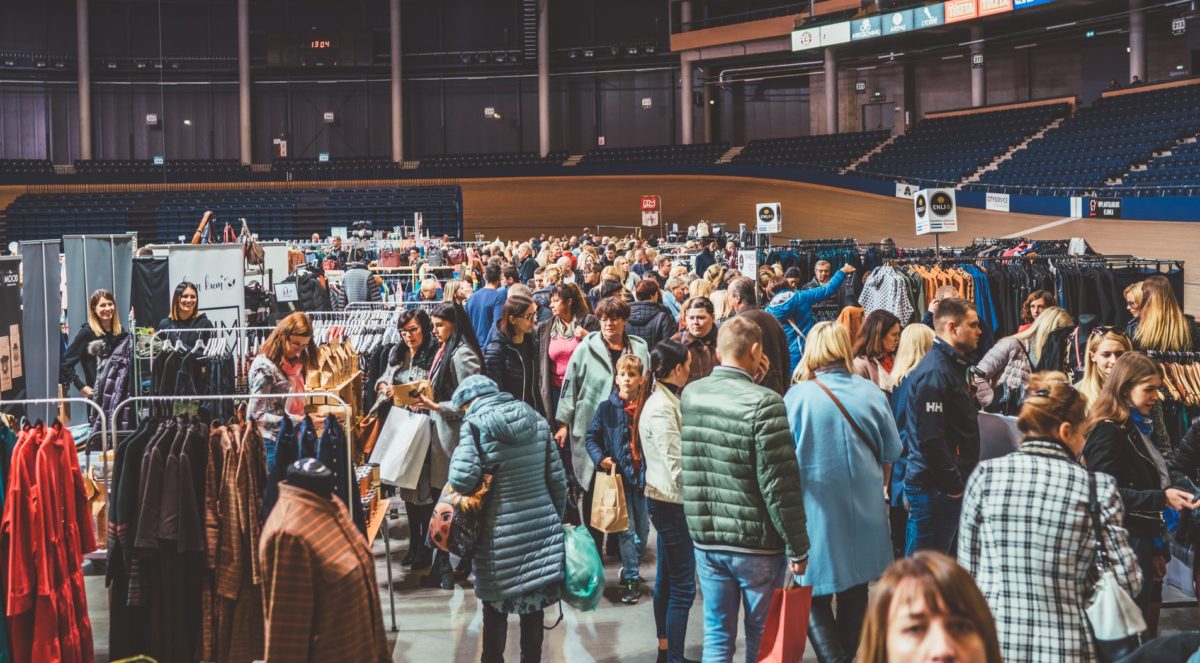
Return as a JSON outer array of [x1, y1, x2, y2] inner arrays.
[[648, 499, 696, 663], [904, 483, 962, 557], [620, 490, 649, 581], [694, 548, 787, 663]]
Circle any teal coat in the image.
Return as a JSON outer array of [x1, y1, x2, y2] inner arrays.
[[680, 366, 810, 560], [448, 391, 567, 604], [784, 369, 902, 595], [554, 331, 650, 490]]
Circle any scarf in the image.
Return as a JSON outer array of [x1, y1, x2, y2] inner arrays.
[[623, 397, 642, 473], [551, 315, 576, 339], [1130, 411, 1169, 489], [1130, 409, 1153, 438], [281, 357, 306, 416]]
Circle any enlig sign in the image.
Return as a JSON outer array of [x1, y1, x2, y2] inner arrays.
[[914, 188, 958, 235], [756, 202, 782, 233]]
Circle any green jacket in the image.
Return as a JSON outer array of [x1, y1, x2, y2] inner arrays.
[[555, 331, 650, 490], [680, 366, 810, 560]]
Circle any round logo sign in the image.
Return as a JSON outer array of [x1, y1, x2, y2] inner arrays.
[[930, 191, 954, 217], [914, 194, 927, 218], [758, 206, 776, 222]]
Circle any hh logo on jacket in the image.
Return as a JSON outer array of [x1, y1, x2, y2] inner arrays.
[[926, 402, 943, 413]]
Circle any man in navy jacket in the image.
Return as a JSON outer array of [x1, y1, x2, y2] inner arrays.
[[902, 297, 982, 557]]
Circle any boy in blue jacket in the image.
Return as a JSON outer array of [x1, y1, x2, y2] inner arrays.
[[586, 354, 648, 605]]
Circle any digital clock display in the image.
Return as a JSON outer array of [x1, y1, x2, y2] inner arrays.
[[309, 39, 333, 49]]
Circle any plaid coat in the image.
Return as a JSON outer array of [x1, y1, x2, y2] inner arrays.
[[959, 440, 1143, 662]]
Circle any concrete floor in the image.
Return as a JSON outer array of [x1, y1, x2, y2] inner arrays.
[[83, 506, 1200, 662]]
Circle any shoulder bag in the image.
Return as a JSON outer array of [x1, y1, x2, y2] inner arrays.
[[811, 377, 881, 465], [428, 421, 495, 558], [1086, 470, 1146, 662]]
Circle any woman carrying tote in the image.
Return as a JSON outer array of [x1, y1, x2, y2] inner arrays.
[[972, 306, 1073, 414], [784, 321, 902, 662], [960, 373, 1143, 661]]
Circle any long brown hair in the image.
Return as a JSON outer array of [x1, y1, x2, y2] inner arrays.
[[169, 281, 199, 322], [497, 294, 536, 338], [1134, 275, 1191, 351], [1085, 351, 1159, 432], [260, 311, 317, 371], [858, 552, 1003, 663]]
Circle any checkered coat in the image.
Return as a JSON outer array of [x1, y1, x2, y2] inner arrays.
[[959, 440, 1143, 662]]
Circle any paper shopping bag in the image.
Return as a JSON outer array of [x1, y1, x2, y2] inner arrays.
[[589, 465, 629, 534], [756, 580, 812, 663], [369, 407, 431, 490]]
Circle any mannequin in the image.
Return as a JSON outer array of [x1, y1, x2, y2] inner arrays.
[[286, 458, 335, 499]]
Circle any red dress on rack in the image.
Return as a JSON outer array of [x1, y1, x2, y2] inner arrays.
[[1, 424, 97, 663]]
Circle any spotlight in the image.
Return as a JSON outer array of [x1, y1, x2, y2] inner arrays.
[[644, 44, 656, 54], [583, 49, 594, 58], [494, 52, 505, 63], [476, 53, 488, 64], [569, 49, 579, 59], [626, 46, 639, 56], [508, 53, 518, 63], [183, 119, 192, 126], [106, 61, 117, 69]]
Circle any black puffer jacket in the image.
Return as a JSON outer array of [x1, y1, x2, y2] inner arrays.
[[278, 266, 332, 313], [627, 300, 677, 351], [483, 329, 538, 408], [92, 333, 133, 431]]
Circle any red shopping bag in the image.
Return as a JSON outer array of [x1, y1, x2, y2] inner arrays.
[[756, 577, 813, 663]]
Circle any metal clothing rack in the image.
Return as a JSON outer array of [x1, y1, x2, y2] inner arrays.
[[0, 397, 110, 473]]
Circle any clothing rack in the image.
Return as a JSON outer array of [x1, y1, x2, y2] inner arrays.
[[111, 392, 355, 514], [1146, 350, 1200, 364], [0, 397, 110, 473]]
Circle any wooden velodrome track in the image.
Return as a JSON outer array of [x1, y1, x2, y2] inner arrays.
[[2, 174, 1198, 311], [460, 174, 1200, 313]]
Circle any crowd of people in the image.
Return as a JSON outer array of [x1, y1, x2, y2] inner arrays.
[[74, 230, 1200, 662]]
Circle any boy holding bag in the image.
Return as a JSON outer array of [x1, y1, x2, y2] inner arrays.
[[586, 354, 649, 605]]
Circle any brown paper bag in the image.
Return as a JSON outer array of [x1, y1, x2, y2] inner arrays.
[[392, 380, 434, 407], [589, 465, 629, 534]]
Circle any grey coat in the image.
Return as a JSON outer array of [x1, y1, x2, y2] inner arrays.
[[448, 390, 567, 604], [427, 344, 482, 489]]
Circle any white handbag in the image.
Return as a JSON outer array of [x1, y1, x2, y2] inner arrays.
[[1085, 472, 1147, 643], [369, 406, 432, 490]]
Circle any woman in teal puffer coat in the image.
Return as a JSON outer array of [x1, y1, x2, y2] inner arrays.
[[448, 375, 567, 663]]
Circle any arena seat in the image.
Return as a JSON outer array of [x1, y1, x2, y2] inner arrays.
[[0, 159, 55, 184], [732, 131, 891, 170], [579, 142, 729, 165]]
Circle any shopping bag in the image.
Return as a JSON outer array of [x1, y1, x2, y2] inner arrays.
[[562, 524, 605, 612], [369, 407, 431, 490], [756, 576, 812, 663], [589, 465, 628, 534]]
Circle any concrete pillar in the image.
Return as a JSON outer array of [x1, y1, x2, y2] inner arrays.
[[537, 0, 550, 157], [681, 58, 693, 144], [1129, 0, 1146, 84], [970, 26, 985, 108], [702, 74, 713, 143], [77, 0, 92, 160], [238, 0, 251, 164], [680, 0, 693, 32], [390, 0, 403, 161], [824, 47, 838, 134]]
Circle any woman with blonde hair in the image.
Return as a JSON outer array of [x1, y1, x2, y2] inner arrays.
[[888, 323, 936, 558], [1133, 274, 1194, 352], [1125, 281, 1144, 336], [857, 552, 1001, 663], [1075, 327, 1133, 406], [785, 321, 901, 661], [972, 306, 1074, 414], [61, 288, 127, 399], [442, 278, 472, 305]]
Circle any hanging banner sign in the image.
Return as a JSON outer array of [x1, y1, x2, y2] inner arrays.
[[915, 188, 959, 235], [883, 9, 915, 35], [1087, 198, 1123, 218], [738, 250, 758, 277], [979, 0, 1014, 16], [851, 16, 883, 41], [755, 202, 782, 234], [0, 257, 24, 400], [896, 182, 917, 199], [168, 244, 246, 330], [640, 195, 662, 227]]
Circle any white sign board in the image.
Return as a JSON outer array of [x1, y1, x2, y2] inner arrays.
[[755, 202, 782, 234], [642, 211, 660, 227], [168, 244, 246, 330], [914, 188, 958, 236], [275, 283, 298, 302], [738, 250, 758, 277], [985, 192, 1010, 213], [895, 182, 917, 199]]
